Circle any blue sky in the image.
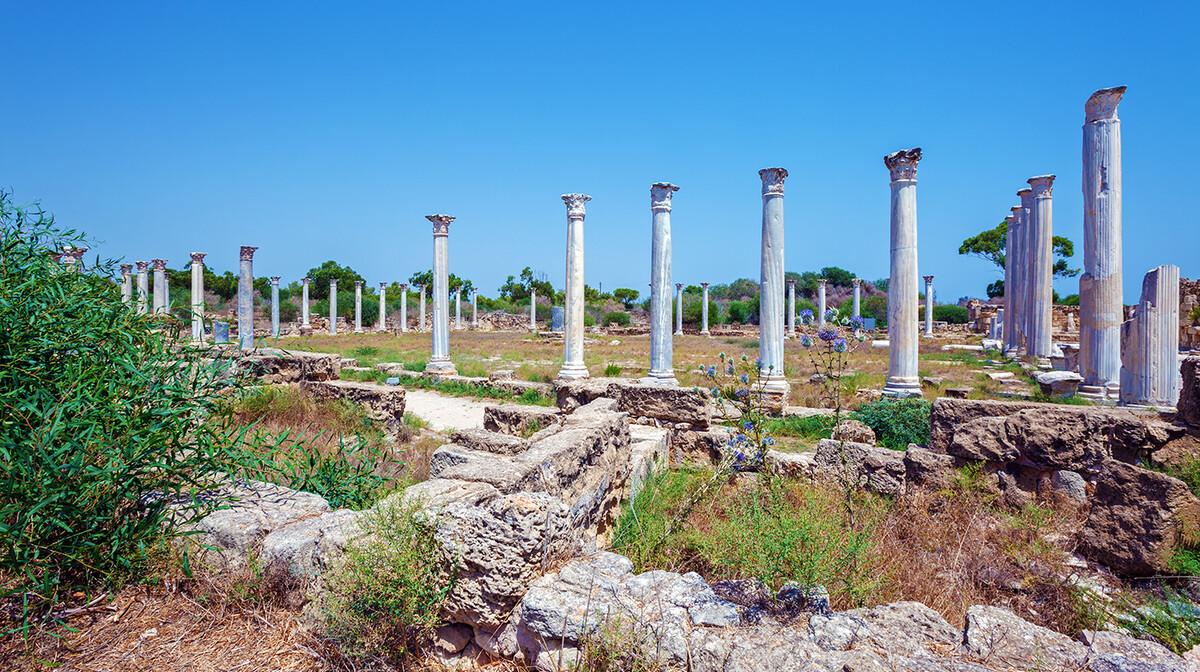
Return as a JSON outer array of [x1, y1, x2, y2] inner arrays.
[[3, 1, 1197, 303]]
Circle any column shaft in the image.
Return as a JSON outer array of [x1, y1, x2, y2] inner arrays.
[[238, 247, 257, 349], [924, 276, 934, 337], [271, 277, 281, 338], [1002, 213, 1017, 351], [455, 289, 462, 330], [1120, 265, 1180, 407], [675, 284, 683, 335], [649, 183, 678, 384], [121, 265, 133, 304], [152, 259, 167, 315], [817, 279, 827, 325], [400, 286, 408, 332], [1027, 176, 1056, 359], [701, 283, 710, 336], [329, 280, 338, 335], [191, 253, 206, 341], [787, 281, 796, 337], [852, 279, 861, 318], [378, 283, 387, 332], [883, 149, 921, 397], [136, 262, 149, 315], [301, 279, 311, 329], [419, 285, 427, 332], [559, 193, 591, 379], [758, 168, 787, 391], [354, 280, 364, 333], [426, 216, 456, 375]]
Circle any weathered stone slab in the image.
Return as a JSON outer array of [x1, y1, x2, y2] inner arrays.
[[962, 605, 1085, 669], [813, 439, 905, 496], [1179, 356, 1200, 428], [929, 398, 1040, 451], [629, 425, 669, 499], [482, 404, 562, 436], [239, 348, 340, 383], [555, 377, 711, 427], [301, 379, 405, 432], [450, 428, 529, 455]]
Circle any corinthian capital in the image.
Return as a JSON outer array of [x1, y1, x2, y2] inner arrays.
[[650, 183, 679, 211], [239, 246, 258, 261], [562, 193, 592, 219], [399, 283, 409, 290], [884, 148, 922, 182], [427, 214, 455, 235], [151, 258, 167, 270], [758, 168, 787, 196], [1027, 175, 1056, 198], [190, 252, 207, 263], [271, 276, 281, 285], [817, 278, 827, 287], [136, 261, 149, 272], [302, 277, 310, 285], [1085, 86, 1127, 123], [120, 263, 133, 274], [924, 275, 934, 284], [851, 278, 861, 287]]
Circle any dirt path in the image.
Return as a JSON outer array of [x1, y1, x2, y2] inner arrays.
[[403, 389, 501, 432]]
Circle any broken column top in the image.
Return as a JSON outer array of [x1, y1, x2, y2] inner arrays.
[[817, 278, 827, 286], [271, 276, 281, 284], [1027, 175, 1056, 196], [355, 280, 362, 287], [852, 278, 861, 286], [380, 281, 386, 288], [1085, 86, 1127, 123], [561, 193, 591, 217], [924, 275, 934, 283], [301, 277, 310, 284], [120, 263, 133, 273], [650, 182, 679, 210], [758, 168, 787, 194], [884, 148, 921, 181]]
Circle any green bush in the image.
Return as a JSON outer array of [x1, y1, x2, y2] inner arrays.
[[603, 311, 631, 326], [279, 300, 300, 323], [604, 363, 622, 377], [852, 397, 932, 450], [861, 295, 887, 327], [920, 305, 968, 324], [727, 300, 750, 324], [584, 314, 596, 327]]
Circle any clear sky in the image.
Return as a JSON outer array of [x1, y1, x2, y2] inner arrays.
[[3, 1, 1197, 304]]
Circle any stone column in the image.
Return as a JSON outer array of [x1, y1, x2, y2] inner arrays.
[[1008, 202, 1027, 352], [378, 282, 388, 332], [301, 278, 311, 331], [701, 282, 711, 336], [852, 278, 862, 318], [817, 278, 827, 325], [993, 308, 1005, 341], [354, 280, 364, 333], [649, 182, 679, 385], [529, 287, 536, 331], [787, 280, 796, 338], [270, 276, 281, 338], [1120, 265, 1180, 407], [758, 168, 788, 392], [400, 284, 409, 332], [238, 247, 257, 349], [1080, 86, 1127, 401], [675, 283, 684, 335], [329, 279, 338, 335], [1017, 188, 1036, 353], [120, 264, 133, 303], [923, 275, 934, 337], [1027, 175, 1056, 361], [472, 290, 478, 327], [190, 253, 206, 341], [455, 289, 462, 330], [59, 248, 75, 270], [559, 193, 592, 380], [882, 148, 922, 397], [135, 262, 149, 314], [419, 284, 427, 332], [425, 215, 457, 375], [1002, 212, 1016, 351], [151, 259, 167, 315], [71, 247, 87, 272]]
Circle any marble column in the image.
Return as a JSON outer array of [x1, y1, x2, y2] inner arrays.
[[151, 259, 167, 315], [529, 287, 536, 331], [120, 264, 133, 303], [400, 284, 409, 332], [1080, 86, 1127, 401], [419, 284, 427, 332], [923, 275, 934, 337], [135, 261, 149, 315], [649, 182, 679, 385], [558, 193, 592, 380], [817, 278, 827, 325], [301, 278, 312, 330], [270, 276, 281, 338], [992, 308, 1005, 341], [425, 215, 456, 375], [1007, 203, 1027, 352], [377, 283, 388, 332], [1017, 188, 1036, 353], [701, 282, 711, 336], [472, 290, 478, 328], [758, 168, 788, 392], [329, 279, 338, 335], [882, 148, 922, 398], [1027, 175, 1056, 361], [851, 278, 861, 318], [787, 280, 796, 338], [675, 283, 684, 336], [190, 253, 206, 341], [1002, 212, 1017, 351], [354, 280, 364, 333], [238, 247, 257, 349], [1120, 265, 1180, 407], [455, 289, 462, 330], [68, 247, 88, 272]]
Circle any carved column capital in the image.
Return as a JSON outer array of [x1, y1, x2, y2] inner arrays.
[[1085, 86, 1127, 123], [851, 278, 862, 287], [301, 277, 310, 285], [1027, 175, 1056, 198], [151, 259, 167, 270], [380, 282, 387, 289], [355, 280, 363, 288], [427, 214, 455, 236], [330, 279, 338, 287], [817, 278, 827, 287], [700, 282, 709, 288], [190, 252, 207, 263], [120, 264, 133, 274], [675, 283, 683, 291], [924, 275, 934, 284], [1016, 188, 1033, 208], [136, 261, 149, 272], [399, 283, 409, 290], [884, 148, 922, 182], [758, 168, 787, 196], [270, 276, 281, 285], [239, 246, 257, 261], [562, 193, 592, 218], [650, 182, 680, 211]]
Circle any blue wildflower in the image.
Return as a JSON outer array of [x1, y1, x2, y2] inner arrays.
[[754, 358, 763, 370], [706, 366, 716, 379], [817, 325, 839, 342], [799, 309, 814, 324], [833, 337, 848, 353], [735, 387, 749, 398], [711, 386, 720, 396], [824, 308, 839, 323], [741, 354, 748, 362], [856, 333, 867, 342], [743, 420, 754, 431], [727, 365, 735, 374], [800, 334, 813, 348], [739, 373, 749, 384]]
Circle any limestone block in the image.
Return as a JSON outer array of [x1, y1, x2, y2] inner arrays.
[[813, 439, 905, 496], [1035, 370, 1083, 396], [239, 348, 341, 383], [482, 404, 562, 436], [766, 449, 817, 480], [1179, 356, 1200, 428], [1080, 460, 1200, 576], [903, 445, 962, 492], [947, 414, 1019, 463], [258, 508, 362, 594], [554, 377, 711, 427], [928, 398, 1040, 451], [962, 606, 1086, 669], [301, 379, 406, 432], [629, 425, 669, 499], [450, 428, 529, 456], [831, 418, 875, 444]]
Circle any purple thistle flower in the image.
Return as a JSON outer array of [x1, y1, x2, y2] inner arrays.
[[833, 337, 848, 353], [817, 324, 839, 342]]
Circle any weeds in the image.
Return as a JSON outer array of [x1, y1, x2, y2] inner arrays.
[[604, 363, 622, 377], [853, 397, 932, 450]]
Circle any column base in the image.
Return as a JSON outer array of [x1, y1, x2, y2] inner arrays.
[[1077, 384, 1119, 402], [557, 362, 590, 380], [701, 330, 710, 336], [642, 370, 678, 387], [882, 378, 923, 398], [753, 378, 790, 415], [425, 358, 457, 376], [354, 328, 364, 334]]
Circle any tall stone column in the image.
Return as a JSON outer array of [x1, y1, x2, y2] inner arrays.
[[399, 284, 409, 332], [1080, 86, 1127, 401], [378, 282, 388, 332], [882, 148, 922, 398], [135, 261, 149, 315], [1018, 188, 1036, 353], [455, 289, 462, 330], [787, 280, 796, 337], [1007, 203, 1027, 352], [329, 279, 338, 335], [649, 182, 679, 385], [675, 283, 684, 336], [1002, 212, 1016, 351], [301, 278, 311, 331], [120, 264, 133, 304], [425, 215, 457, 375], [701, 282, 711, 336], [151, 259, 167, 315], [529, 287, 536, 331], [354, 280, 364, 333], [190, 253, 206, 341], [1027, 175, 1056, 361], [993, 308, 1005, 341], [419, 284, 427, 332], [923, 275, 934, 337], [270, 276, 281, 338], [237, 247, 257, 349], [1120, 265, 1180, 407], [851, 278, 861, 318], [472, 290, 478, 327], [559, 193, 592, 380], [817, 278, 827, 325], [758, 168, 788, 392]]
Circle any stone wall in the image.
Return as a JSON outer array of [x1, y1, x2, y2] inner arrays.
[[1180, 277, 1200, 350]]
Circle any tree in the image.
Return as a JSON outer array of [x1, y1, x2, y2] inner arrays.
[[408, 270, 473, 295], [872, 278, 889, 294], [986, 279, 1004, 298], [612, 288, 639, 309], [306, 260, 364, 300], [819, 266, 856, 288], [497, 267, 554, 303], [959, 220, 1080, 279]]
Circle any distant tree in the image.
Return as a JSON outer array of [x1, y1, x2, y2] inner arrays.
[[986, 279, 1004, 298], [819, 266, 856, 288], [872, 278, 889, 294], [497, 267, 553, 303], [959, 220, 1079, 279], [407, 270, 472, 295], [583, 284, 610, 302], [612, 288, 639, 309], [683, 284, 702, 295], [306, 260, 364, 300], [711, 278, 758, 300]]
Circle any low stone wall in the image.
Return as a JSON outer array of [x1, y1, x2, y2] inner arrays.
[[237, 347, 342, 383], [554, 377, 711, 427], [373, 363, 554, 398], [300, 379, 406, 436]]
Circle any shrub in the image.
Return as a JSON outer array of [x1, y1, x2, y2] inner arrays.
[[852, 397, 932, 450], [603, 311, 630, 326], [584, 314, 596, 327], [727, 300, 749, 324], [861, 295, 887, 327], [930, 305, 968, 324], [604, 363, 622, 377], [279, 299, 300, 322]]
